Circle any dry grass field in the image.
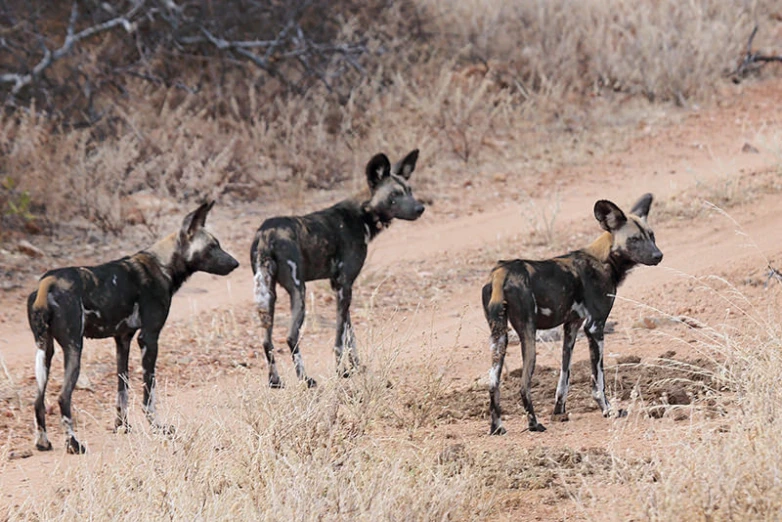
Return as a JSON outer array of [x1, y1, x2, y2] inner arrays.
[[3, 0, 782, 520]]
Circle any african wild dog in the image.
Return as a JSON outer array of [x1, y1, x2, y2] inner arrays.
[[482, 194, 662, 434], [28, 201, 239, 454], [251, 149, 425, 387]]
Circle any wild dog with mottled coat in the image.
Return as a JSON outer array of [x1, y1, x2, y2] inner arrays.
[[251, 150, 425, 387], [482, 194, 663, 434], [28, 202, 239, 454]]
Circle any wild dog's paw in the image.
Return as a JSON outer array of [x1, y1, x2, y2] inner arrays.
[[550, 412, 570, 423], [35, 435, 53, 452], [489, 424, 507, 436], [66, 435, 86, 455], [528, 422, 547, 432], [269, 375, 284, 389], [305, 377, 318, 389]]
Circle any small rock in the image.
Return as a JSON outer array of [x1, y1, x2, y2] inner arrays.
[[741, 142, 760, 154], [8, 449, 33, 461], [75, 374, 94, 391], [667, 388, 691, 405], [17, 240, 44, 258], [177, 356, 193, 365], [492, 173, 507, 183]]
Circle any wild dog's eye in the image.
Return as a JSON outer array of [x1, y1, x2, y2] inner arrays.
[[649, 232, 656, 242]]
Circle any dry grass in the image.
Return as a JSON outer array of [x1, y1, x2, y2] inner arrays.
[[0, 0, 777, 233], [602, 261, 782, 520], [6, 344, 500, 521]]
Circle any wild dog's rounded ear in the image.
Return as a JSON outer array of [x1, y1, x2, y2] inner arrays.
[[594, 200, 627, 232], [629, 193, 654, 221], [366, 153, 391, 191], [392, 149, 419, 180], [182, 200, 214, 237]]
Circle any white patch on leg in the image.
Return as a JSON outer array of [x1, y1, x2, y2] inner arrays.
[[555, 369, 569, 403], [488, 333, 506, 388], [293, 351, 305, 377], [539, 307, 553, 317], [488, 364, 500, 389], [571, 302, 588, 318], [35, 349, 47, 392], [286, 260, 300, 286], [364, 223, 371, 244], [254, 260, 272, 311], [592, 339, 608, 411], [62, 416, 75, 437]]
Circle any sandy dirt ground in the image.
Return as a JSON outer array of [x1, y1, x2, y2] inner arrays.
[[2, 80, 782, 520]]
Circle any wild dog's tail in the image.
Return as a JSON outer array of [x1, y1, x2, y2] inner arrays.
[[27, 276, 57, 344], [483, 265, 509, 336], [251, 232, 277, 328]]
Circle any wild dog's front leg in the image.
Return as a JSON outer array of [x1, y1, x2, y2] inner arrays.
[[114, 332, 134, 432], [287, 285, 316, 388], [138, 330, 173, 434], [333, 284, 359, 377], [552, 317, 584, 422], [585, 320, 623, 417]]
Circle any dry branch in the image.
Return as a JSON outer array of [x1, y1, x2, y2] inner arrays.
[[731, 25, 782, 81], [0, 2, 141, 97]]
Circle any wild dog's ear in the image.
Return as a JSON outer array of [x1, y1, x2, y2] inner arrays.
[[629, 193, 654, 222], [182, 200, 214, 238], [366, 153, 391, 191], [391, 149, 419, 180], [594, 200, 627, 232]]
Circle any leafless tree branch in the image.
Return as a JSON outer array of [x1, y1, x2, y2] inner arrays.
[[731, 25, 782, 81]]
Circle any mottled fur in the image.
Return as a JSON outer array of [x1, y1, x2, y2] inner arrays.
[[482, 194, 663, 434], [251, 150, 425, 387], [28, 202, 239, 454]]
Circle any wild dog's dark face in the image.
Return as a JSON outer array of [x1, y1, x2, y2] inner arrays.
[[594, 193, 663, 266], [181, 202, 240, 275], [365, 149, 425, 221]]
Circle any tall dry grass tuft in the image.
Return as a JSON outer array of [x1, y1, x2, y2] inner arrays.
[[614, 272, 782, 520]]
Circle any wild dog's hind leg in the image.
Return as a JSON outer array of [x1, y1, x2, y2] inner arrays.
[[552, 317, 584, 422], [33, 328, 54, 451], [114, 332, 134, 432], [483, 283, 508, 435], [255, 257, 282, 388], [332, 281, 358, 377]]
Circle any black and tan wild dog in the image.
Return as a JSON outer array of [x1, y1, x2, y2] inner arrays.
[[28, 202, 239, 454], [482, 194, 662, 435], [251, 149, 425, 387]]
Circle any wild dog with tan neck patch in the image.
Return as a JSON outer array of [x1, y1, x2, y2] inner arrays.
[[482, 194, 662, 434], [251, 149, 425, 387], [27, 202, 239, 454]]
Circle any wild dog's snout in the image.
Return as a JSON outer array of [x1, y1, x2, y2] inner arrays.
[[209, 249, 240, 275], [651, 248, 663, 265], [415, 202, 425, 217]]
